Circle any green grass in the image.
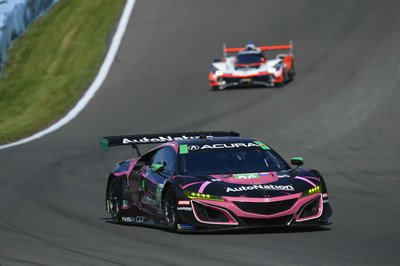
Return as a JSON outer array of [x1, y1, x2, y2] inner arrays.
[[0, 0, 126, 144]]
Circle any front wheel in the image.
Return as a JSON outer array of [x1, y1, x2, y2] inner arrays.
[[211, 85, 225, 91], [108, 178, 122, 223], [163, 186, 181, 232], [276, 67, 287, 87]]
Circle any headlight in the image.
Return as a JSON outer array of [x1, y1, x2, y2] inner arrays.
[[302, 185, 321, 197], [268, 67, 276, 73], [184, 190, 225, 201], [215, 70, 224, 76]]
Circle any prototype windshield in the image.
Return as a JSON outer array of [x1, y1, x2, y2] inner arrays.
[[178, 144, 290, 175], [236, 53, 264, 64]]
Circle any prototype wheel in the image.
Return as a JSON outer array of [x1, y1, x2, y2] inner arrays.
[[163, 186, 181, 232], [211, 85, 225, 91], [288, 65, 296, 81], [108, 178, 122, 223], [276, 67, 287, 87]]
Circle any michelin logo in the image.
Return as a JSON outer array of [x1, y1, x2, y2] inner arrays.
[[226, 184, 294, 192]]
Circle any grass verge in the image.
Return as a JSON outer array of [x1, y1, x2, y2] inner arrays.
[[0, 0, 126, 145]]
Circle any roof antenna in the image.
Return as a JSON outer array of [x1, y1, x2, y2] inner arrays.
[[199, 134, 207, 139], [131, 143, 141, 157]]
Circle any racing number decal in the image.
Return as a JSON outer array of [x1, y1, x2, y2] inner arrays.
[[234, 174, 260, 179]]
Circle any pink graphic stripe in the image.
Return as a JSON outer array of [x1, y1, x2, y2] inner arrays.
[[295, 176, 317, 187], [304, 176, 320, 181], [198, 181, 211, 193], [182, 182, 204, 190]]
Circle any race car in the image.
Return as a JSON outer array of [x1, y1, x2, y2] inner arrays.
[[209, 42, 295, 90], [100, 131, 332, 232]]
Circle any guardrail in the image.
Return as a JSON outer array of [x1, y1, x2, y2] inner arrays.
[[0, 0, 59, 68]]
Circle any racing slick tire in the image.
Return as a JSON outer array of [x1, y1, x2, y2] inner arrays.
[[108, 177, 123, 224], [163, 186, 181, 232], [211, 85, 224, 91], [276, 67, 287, 87], [288, 66, 296, 81]]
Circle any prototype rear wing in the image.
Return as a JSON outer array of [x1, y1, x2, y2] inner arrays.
[[100, 131, 240, 151], [223, 41, 293, 57]]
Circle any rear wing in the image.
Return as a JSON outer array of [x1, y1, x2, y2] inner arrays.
[[223, 41, 293, 57], [100, 131, 240, 151]]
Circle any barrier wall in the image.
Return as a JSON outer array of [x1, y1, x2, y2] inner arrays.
[[0, 0, 59, 68]]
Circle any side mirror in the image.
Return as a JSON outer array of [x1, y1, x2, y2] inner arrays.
[[151, 164, 165, 173], [291, 157, 304, 168]]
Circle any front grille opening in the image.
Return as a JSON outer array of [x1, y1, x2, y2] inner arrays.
[[241, 215, 293, 227], [233, 199, 297, 215], [192, 202, 229, 222], [298, 197, 320, 219]]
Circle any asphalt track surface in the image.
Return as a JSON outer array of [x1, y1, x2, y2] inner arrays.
[[1, 0, 400, 265]]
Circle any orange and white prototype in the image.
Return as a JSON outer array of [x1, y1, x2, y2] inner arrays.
[[209, 42, 295, 90]]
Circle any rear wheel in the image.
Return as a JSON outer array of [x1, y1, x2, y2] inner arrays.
[[288, 65, 296, 81], [108, 178, 122, 223], [163, 186, 181, 232]]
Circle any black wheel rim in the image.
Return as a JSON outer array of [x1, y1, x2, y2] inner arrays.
[[108, 180, 120, 219], [164, 190, 176, 227]]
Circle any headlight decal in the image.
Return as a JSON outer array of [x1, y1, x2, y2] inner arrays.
[[301, 185, 321, 197], [184, 190, 225, 201]]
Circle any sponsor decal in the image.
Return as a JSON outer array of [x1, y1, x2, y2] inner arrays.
[[179, 144, 189, 154], [238, 49, 261, 55], [122, 217, 132, 222], [188, 145, 200, 151], [177, 206, 193, 211], [177, 224, 197, 230], [226, 184, 295, 192], [259, 173, 270, 176], [188, 142, 259, 151], [178, 200, 191, 206], [135, 216, 145, 223], [253, 140, 270, 150], [234, 173, 260, 179], [322, 193, 328, 198], [142, 195, 156, 206], [122, 135, 212, 144], [122, 200, 129, 207], [122, 216, 146, 223], [156, 184, 164, 203]]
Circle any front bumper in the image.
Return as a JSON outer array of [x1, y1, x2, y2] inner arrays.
[[176, 193, 332, 231], [210, 75, 275, 89]]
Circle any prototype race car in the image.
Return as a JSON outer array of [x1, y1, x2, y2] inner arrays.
[[209, 42, 295, 90], [100, 131, 332, 232]]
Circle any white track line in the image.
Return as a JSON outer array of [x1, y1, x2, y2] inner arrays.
[[0, 0, 136, 150]]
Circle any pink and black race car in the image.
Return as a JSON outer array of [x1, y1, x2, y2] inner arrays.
[[209, 42, 295, 90], [101, 131, 332, 232]]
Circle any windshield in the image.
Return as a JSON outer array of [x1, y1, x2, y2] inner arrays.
[[178, 146, 290, 175], [236, 53, 264, 64]]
